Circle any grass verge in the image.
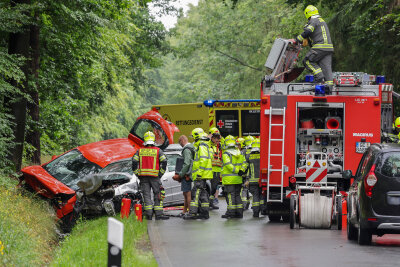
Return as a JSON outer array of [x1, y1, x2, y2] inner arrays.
[[0, 175, 57, 266], [51, 216, 157, 267]]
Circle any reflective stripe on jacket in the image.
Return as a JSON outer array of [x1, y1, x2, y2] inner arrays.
[[221, 149, 245, 185], [192, 141, 213, 180]]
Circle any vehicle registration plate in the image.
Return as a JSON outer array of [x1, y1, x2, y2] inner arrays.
[[356, 142, 370, 154]]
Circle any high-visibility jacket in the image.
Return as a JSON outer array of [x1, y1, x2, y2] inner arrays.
[[192, 140, 213, 180], [210, 141, 223, 173], [221, 148, 245, 185], [132, 146, 167, 177], [296, 15, 334, 51], [243, 150, 260, 183]]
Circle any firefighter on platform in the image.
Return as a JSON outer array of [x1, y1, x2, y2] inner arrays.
[[291, 5, 334, 87], [132, 131, 169, 220], [242, 138, 264, 218], [184, 128, 213, 220], [221, 135, 246, 219], [384, 117, 400, 143], [208, 127, 223, 209]]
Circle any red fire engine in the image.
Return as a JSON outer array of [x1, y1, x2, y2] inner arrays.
[[259, 39, 394, 225]]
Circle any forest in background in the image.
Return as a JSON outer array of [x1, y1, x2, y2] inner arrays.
[[1, 0, 399, 172]]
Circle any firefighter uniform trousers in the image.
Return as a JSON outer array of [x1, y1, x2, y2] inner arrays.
[[140, 176, 164, 217], [249, 183, 264, 215], [209, 171, 220, 206], [303, 49, 333, 84], [225, 184, 243, 217], [189, 179, 210, 217]]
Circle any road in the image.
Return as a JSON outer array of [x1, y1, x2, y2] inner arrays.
[[148, 199, 400, 267]]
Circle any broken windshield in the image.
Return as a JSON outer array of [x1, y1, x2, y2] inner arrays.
[[43, 149, 102, 191]]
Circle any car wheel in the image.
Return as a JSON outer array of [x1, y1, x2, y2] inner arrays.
[[357, 216, 372, 245], [337, 195, 342, 230], [347, 213, 358, 240], [268, 215, 281, 222], [290, 195, 296, 229]]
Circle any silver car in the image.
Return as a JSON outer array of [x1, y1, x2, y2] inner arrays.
[[99, 144, 184, 206]]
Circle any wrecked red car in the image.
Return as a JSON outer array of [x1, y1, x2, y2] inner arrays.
[[20, 111, 178, 227]]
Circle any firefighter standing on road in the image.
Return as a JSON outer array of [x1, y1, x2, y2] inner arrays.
[[291, 5, 334, 87], [209, 127, 222, 210], [242, 138, 264, 218], [184, 128, 213, 220], [240, 136, 254, 209], [132, 131, 169, 220], [221, 135, 246, 219]]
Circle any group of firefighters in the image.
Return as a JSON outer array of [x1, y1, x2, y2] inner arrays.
[[131, 4, 337, 220], [132, 126, 264, 220]]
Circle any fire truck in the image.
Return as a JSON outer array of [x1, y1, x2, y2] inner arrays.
[[152, 100, 260, 142], [259, 38, 394, 224]]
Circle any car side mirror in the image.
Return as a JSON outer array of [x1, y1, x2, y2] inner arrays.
[[342, 170, 353, 179]]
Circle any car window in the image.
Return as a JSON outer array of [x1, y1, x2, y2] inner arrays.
[[376, 152, 400, 177], [43, 149, 102, 191], [166, 153, 180, 172], [130, 119, 169, 148], [101, 160, 133, 175]]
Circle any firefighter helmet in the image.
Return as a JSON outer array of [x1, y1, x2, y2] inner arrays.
[[252, 138, 260, 148], [191, 128, 205, 141], [225, 135, 236, 148], [395, 117, 400, 128], [200, 131, 209, 140], [209, 127, 221, 136], [143, 131, 156, 145], [244, 136, 254, 147], [304, 5, 318, 19], [236, 137, 245, 148]]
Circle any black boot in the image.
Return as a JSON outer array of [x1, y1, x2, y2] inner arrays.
[[155, 215, 170, 220], [221, 214, 233, 219], [146, 214, 153, 220], [183, 213, 197, 220], [253, 212, 260, 218]]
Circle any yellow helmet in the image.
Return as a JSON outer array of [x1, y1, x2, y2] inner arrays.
[[395, 117, 400, 128], [191, 128, 205, 141], [244, 136, 254, 147], [236, 137, 245, 148], [225, 135, 236, 148], [209, 127, 221, 136], [144, 131, 155, 145], [304, 5, 318, 19], [199, 131, 209, 140], [252, 138, 260, 148]]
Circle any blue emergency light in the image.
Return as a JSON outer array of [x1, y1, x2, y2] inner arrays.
[[305, 75, 314, 83], [376, 76, 386, 85], [203, 99, 216, 107], [315, 85, 325, 96]]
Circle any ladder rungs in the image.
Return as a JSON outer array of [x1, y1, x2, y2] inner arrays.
[[270, 169, 282, 171], [271, 123, 284, 126], [270, 139, 283, 141], [270, 154, 283, 156]]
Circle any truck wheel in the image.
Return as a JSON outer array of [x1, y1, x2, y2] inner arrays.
[[337, 195, 342, 230], [290, 195, 296, 229], [358, 216, 372, 245], [268, 215, 281, 222]]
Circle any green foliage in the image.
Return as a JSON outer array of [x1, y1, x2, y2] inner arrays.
[[0, 177, 57, 266], [51, 216, 157, 267]]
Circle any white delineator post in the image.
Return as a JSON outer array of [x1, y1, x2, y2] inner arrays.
[[108, 217, 124, 267]]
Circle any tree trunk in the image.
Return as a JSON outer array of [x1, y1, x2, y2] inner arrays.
[[26, 16, 41, 165], [7, 0, 32, 171]]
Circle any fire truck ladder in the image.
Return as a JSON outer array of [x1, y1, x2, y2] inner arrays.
[[267, 107, 286, 203]]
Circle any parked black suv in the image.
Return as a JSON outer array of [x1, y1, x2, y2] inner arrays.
[[344, 143, 400, 245]]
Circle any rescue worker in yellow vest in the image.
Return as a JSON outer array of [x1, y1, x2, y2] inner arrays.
[[242, 138, 264, 218], [209, 127, 223, 209], [291, 5, 334, 88], [236, 137, 245, 151], [184, 128, 213, 220], [240, 135, 254, 209], [132, 131, 168, 220], [221, 135, 246, 219]]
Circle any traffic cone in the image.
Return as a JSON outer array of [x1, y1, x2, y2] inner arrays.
[[121, 198, 131, 219], [134, 203, 143, 222]]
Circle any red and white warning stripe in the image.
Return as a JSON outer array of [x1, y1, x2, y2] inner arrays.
[[306, 157, 328, 183]]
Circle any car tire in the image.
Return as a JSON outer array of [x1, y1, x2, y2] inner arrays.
[[290, 195, 296, 229], [268, 215, 281, 222], [358, 216, 372, 245], [347, 214, 358, 240]]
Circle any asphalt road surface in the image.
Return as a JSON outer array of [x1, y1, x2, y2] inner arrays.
[[148, 198, 400, 267]]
